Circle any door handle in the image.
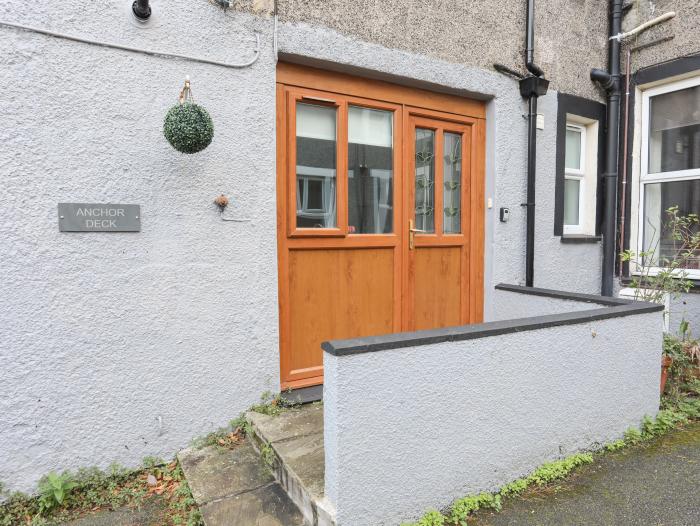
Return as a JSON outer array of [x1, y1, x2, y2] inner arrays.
[[409, 219, 425, 250]]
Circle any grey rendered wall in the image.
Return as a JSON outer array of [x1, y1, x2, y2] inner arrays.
[[323, 310, 662, 526], [277, 0, 608, 101], [626, 0, 700, 72], [0, 1, 279, 492], [489, 288, 608, 321], [670, 294, 700, 334], [533, 93, 604, 293]]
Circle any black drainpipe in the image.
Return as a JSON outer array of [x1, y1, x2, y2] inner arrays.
[[591, 0, 623, 296], [520, 0, 549, 287], [132, 0, 151, 20]]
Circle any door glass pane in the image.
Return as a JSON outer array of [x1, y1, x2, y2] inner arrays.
[[348, 106, 393, 234], [415, 128, 435, 233], [563, 178, 580, 225], [565, 127, 582, 171], [443, 132, 462, 234], [296, 103, 337, 228], [649, 85, 700, 173], [643, 180, 700, 269]]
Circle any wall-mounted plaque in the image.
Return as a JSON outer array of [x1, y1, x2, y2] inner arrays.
[[58, 203, 141, 232]]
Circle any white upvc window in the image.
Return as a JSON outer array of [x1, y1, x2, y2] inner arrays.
[[563, 117, 598, 235], [634, 74, 700, 278]]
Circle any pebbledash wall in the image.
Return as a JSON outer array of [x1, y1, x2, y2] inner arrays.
[[323, 285, 664, 526], [0, 0, 661, 493]]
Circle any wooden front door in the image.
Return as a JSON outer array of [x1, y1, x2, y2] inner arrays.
[[277, 64, 485, 389]]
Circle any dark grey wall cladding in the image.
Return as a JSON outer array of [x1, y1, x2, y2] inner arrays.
[[322, 284, 663, 356]]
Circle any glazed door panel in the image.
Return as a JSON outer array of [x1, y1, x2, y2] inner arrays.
[[277, 65, 485, 389], [403, 112, 483, 332]]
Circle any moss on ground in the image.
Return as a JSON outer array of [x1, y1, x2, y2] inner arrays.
[[403, 394, 700, 526]]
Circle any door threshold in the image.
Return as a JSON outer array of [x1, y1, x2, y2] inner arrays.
[[281, 384, 323, 404]]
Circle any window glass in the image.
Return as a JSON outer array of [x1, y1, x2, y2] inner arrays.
[[296, 103, 337, 228], [649, 85, 700, 174], [642, 180, 700, 269], [348, 106, 393, 234], [563, 178, 580, 226], [443, 132, 462, 234], [565, 127, 582, 171], [415, 129, 435, 233]]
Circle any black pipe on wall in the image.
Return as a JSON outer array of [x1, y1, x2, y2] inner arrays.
[[133, 0, 151, 20], [520, 0, 548, 287], [525, 0, 544, 77], [591, 0, 623, 296]]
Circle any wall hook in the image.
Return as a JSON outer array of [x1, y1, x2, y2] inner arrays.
[[213, 194, 251, 223]]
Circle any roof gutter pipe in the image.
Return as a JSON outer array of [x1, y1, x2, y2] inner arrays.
[[520, 0, 549, 287], [591, 0, 623, 297], [591, 5, 675, 296]]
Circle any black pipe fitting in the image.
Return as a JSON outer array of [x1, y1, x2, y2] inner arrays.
[[132, 0, 151, 20], [519, 76, 550, 98], [590, 68, 615, 90]]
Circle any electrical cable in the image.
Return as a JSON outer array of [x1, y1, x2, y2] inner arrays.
[[0, 20, 261, 69]]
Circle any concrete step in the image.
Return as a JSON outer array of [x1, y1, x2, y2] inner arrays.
[[247, 404, 336, 526], [178, 442, 305, 526]]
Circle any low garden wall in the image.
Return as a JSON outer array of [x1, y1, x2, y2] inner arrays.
[[322, 284, 664, 526]]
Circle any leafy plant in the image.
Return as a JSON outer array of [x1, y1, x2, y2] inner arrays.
[[260, 443, 275, 475], [620, 206, 700, 304], [404, 509, 445, 526], [604, 439, 625, 452], [250, 390, 299, 417], [1, 459, 203, 525], [525, 454, 593, 486], [37, 472, 75, 514], [663, 326, 700, 398], [450, 493, 501, 525]]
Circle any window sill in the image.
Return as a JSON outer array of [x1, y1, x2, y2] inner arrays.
[[560, 235, 601, 244], [620, 276, 700, 293]]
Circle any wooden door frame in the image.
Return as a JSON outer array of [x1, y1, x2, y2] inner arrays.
[[276, 63, 486, 389]]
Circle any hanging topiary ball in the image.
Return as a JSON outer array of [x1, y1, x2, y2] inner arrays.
[[163, 78, 214, 154]]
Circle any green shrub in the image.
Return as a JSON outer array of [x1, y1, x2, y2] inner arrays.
[[525, 454, 593, 487], [37, 472, 75, 514], [450, 492, 501, 524], [406, 509, 445, 526]]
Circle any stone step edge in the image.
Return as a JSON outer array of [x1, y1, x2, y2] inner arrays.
[[246, 412, 336, 526]]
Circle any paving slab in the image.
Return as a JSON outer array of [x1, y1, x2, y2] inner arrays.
[[200, 483, 305, 526], [471, 422, 700, 526], [272, 431, 325, 499], [179, 443, 273, 503], [247, 404, 333, 525], [247, 404, 324, 444], [179, 442, 304, 526]]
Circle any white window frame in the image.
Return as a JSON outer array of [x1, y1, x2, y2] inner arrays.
[[634, 74, 700, 279], [563, 123, 586, 234], [563, 116, 598, 236]]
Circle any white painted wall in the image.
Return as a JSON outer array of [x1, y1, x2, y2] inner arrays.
[[323, 300, 662, 526], [0, 1, 279, 492]]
